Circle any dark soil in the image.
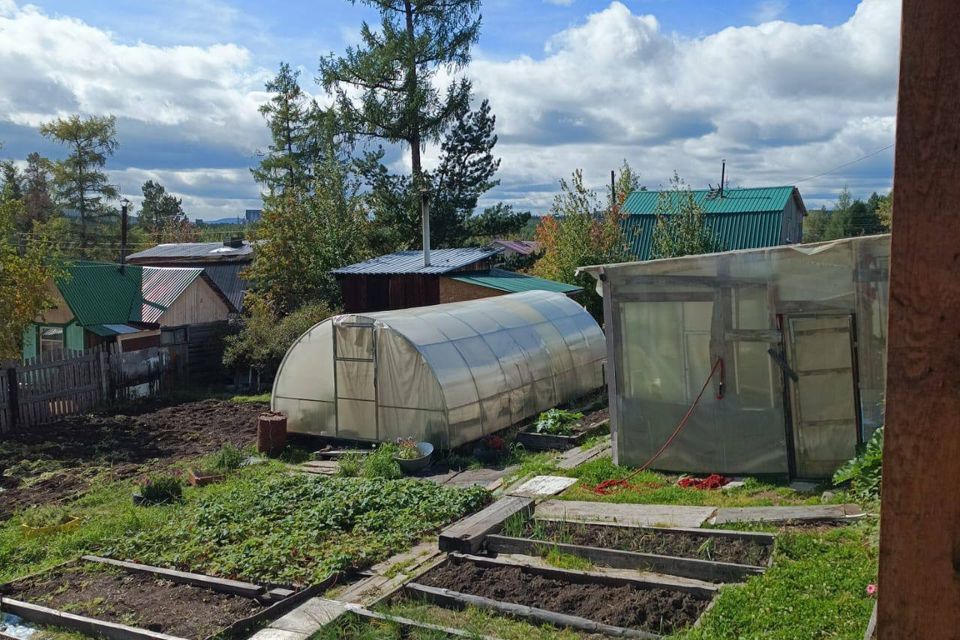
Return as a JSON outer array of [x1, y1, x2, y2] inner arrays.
[[417, 558, 709, 634], [0, 399, 265, 519], [524, 521, 772, 567], [5, 563, 264, 639]]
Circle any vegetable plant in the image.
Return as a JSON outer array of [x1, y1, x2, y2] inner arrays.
[[394, 438, 422, 460], [833, 426, 883, 500], [210, 443, 246, 471], [362, 443, 402, 479], [533, 409, 584, 436]]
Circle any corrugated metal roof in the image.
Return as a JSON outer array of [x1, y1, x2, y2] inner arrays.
[[203, 263, 249, 311], [622, 211, 785, 261], [139, 267, 203, 323], [88, 324, 141, 337], [449, 269, 582, 295], [57, 263, 203, 326], [332, 248, 501, 275], [127, 241, 253, 261], [622, 186, 798, 215], [489, 239, 541, 255]]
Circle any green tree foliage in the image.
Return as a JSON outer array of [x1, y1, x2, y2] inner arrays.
[[532, 168, 630, 321], [140, 180, 196, 243], [803, 206, 830, 243], [246, 116, 371, 314], [40, 115, 119, 255], [0, 199, 66, 359], [1, 160, 23, 203], [319, 0, 481, 189], [466, 203, 531, 245], [223, 299, 337, 378], [649, 172, 724, 260], [876, 189, 892, 230], [813, 187, 885, 241], [22, 153, 57, 228], [252, 63, 319, 195]]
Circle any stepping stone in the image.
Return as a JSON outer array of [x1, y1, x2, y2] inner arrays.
[[535, 500, 716, 529], [509, 475, 577, 498], [710, 503, 865, 525]]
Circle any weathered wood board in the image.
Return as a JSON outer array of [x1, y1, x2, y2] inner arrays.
[[556, 439, 612, 470], [710, 504, 864, 525], [535, 500, 716, 529], [508, 475, 577, 498], [439, 496, 534, 554]]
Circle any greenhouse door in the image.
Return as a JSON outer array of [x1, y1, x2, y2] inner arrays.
[[334, 323, 378, 441], [784, 314, 860, 478]]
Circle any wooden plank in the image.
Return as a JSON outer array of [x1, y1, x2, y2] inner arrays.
[[710, 504, 864, 525], [877, 3, 960, 638], [0, 598, 189, 640], [556, 439, 611, 470], [403, 583, 659, 639], [508, 475, 577, 498], [438, 496, 533, 554], [535, 500, 716, 529], [485, 535, 763, 583], [81, 555, 264, 598]]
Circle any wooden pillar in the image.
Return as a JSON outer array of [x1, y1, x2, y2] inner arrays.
[[877, 1, 960, 637]]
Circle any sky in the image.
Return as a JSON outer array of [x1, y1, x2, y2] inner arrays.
[[0, 0, 900, 220]]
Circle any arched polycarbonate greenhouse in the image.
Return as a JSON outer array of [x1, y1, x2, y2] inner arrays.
[[271, 291, 606, 448]]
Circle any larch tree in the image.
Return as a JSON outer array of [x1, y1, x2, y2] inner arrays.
[[649, 172, 724, 260], [319, 0, 481, 222], [22, 153, 57, 228], [253, 63, 319, 196], [140, 180, 195, 243], [40, 115, 119, 254]]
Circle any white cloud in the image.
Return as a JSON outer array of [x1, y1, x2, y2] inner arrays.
[[753, 0, 789, 23], [470, 0, 899, 210], [544, 0, 575, 6]]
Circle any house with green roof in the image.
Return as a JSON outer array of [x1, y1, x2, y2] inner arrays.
[[620, 186, 806, 260], [22, 262, 234, 360]]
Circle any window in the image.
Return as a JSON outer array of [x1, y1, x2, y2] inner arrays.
[[39, 326, 64, 356]]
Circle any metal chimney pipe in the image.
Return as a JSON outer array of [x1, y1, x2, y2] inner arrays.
[[119, 198, 130, 272], [421, 189, 431, 267]]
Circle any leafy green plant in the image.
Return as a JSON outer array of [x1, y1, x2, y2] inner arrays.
[[394, 438, 422, 460], [542, 546, 593, 571], [362, 443, 403, 479], [211, 443, 246, 472], [20, 504, 74, 529], [337, 452, 364, 478], [136, 475, 183, 504], [532, 409, 584, 436], [833, 426, 884, 500]]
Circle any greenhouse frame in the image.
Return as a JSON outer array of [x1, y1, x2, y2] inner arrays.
[[271, 291, 606, 448], [580, 234, 889, 479]]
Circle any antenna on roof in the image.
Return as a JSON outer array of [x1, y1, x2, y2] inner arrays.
[[707, 159, 727, 200]]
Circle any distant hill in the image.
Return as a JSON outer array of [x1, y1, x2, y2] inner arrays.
[[202, 217, 248, 225]]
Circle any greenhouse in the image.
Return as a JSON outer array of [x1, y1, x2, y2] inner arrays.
[[580, 234, 889, 479], [271, 291, 606, 448]]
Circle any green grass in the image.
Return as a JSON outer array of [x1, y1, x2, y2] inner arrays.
[[674, 521, 878, 640], [230, 392, 272, 404], [309, 613, 450, 640], [541, 546, 593, 571], [558, 457, 837, 508], [2, 462, 489, 587]]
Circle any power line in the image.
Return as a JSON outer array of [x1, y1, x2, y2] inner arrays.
[[794, 144, 895, 184]]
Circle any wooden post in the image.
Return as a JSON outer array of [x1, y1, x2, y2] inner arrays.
[[877, 1, 960, 637], [5, 367, 18, 428]]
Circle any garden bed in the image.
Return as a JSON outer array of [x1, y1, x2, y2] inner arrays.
[[0, 558, 306, 640], [513, 520, 773, 567], [516, 409, 609, 451], [410, 555, 713, 637], [0, 398, 265, 519]]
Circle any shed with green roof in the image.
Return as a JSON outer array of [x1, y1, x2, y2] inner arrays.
[[620, 186, 806, 260]]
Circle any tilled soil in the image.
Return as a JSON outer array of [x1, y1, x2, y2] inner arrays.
[[416, 559, 709, 634], [0, 399, 265, 519], [5, 563, 264, 639], [524, 521, 772, 566]]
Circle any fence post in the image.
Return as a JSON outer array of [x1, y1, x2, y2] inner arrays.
[[6, 367, 19, 428], [99, 349, 111, 403]]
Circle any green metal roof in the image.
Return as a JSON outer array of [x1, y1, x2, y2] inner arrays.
[[57, 262, 203, 327], [620, 186, 801, 260], [622, 186, 798, 215], [449, 269, 582, 295]]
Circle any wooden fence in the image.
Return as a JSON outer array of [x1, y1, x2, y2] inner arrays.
[[0, 343, 188, 433]]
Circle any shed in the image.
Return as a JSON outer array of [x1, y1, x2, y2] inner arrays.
[[333, 248, 579, 313], [620, 186, 806, 260], [580, 234, 888, 479], [271, 291, 606, 448]]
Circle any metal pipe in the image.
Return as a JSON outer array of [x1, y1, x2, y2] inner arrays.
[[421, 190, 431, 267]]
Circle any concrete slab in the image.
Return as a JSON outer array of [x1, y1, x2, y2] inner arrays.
[[535, 500, 716, 529], [509, 475, 577, 498]]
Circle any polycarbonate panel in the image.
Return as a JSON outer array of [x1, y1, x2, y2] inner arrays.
[[273, 290, 606, 448]]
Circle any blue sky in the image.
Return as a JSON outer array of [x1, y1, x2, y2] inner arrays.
[[0, 0, 897, 220]]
